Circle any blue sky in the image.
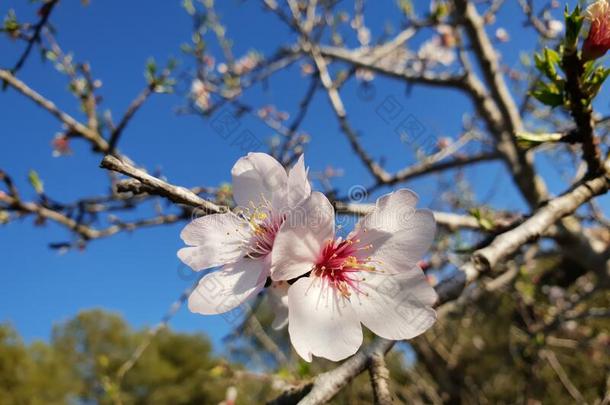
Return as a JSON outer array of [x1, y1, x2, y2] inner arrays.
[[0, 0, 607, 352]]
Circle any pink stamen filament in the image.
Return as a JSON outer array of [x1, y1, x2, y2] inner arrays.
[[247, 210, 285, 258], [313, 237, 376, 298]]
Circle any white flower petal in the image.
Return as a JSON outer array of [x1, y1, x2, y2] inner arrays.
[[353, 190, 435, 272], [188, 257, 267, 315], [356, 189, 420, 234], [178, 213, 250, 271], [268, 281, 289, 330], [352, 269, 437, 340], [288, 277, 363, 362], [231, 152, 287, 208], [271, 192, 335, 281], [369, 210, 436, 271], [286, 154, 311, 209]]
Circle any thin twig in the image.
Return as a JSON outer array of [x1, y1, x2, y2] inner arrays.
[[10, 0, 59, 74]]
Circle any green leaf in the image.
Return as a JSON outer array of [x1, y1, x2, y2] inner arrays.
[[297, 360, 311, 377], [397, 0, 414, 17], [534, 48, 561, 81], [166, 57, 178, 72], [530, 82, 564, 107], [28, 169, 44, 194], [584, 66, 610, 99], [182, 0, 196, 15], [180, 43, 192, 54], [516, 131, 565, 149], [519, 52, 532, 67], [144, 57, 157, 83], [45, 50, 57, 61], [2, 9, 20, 35], [563, 5, 584, 52], [0, 210, 9, 225], [544, 48, 560, 66], [469, 208, 495, 231]]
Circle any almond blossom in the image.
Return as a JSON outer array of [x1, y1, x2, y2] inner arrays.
[[271, 190, 437, 362], [190, 79, 210, 110], [417, 26, 457, 68], [178, 153, 311, 317], [583, 0, 610, 61]]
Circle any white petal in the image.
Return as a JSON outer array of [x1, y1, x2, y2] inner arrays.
[[177, 213, 250, 271], [286, 154, 311, 209], [231, 152, 287, 208], [352, 269, 437, 340], [268, 281, 289, 330], [369, 210, 436, 272], [188, 257, 267, 315], [271, 192, 335, 281], [356, 189, 421, 234], [288, 277, 363, 362]]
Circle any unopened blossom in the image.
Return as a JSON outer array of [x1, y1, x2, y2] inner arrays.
[[179, 153, 311, 316], [436, 137, 452, 150], [357, 27, 371, 46], [271, 190, 437, 361], [547, 19, 564, 38], [257, 105, 274, 119], [495, 27, 510, 43], [203, 55, 215, 69], [300, 63, 315, 76], [583, 0, 610, 61], [52, 134, 72, 157], [355, 68, 375, 82], [275, 110, 289, 121]]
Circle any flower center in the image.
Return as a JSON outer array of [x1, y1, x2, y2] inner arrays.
[[313, 237, 375, 298], [237, 200, 285, 259], [248, 213, 284, 258]]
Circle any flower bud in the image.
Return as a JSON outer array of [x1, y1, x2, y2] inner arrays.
[[582, 0, 610, 61]]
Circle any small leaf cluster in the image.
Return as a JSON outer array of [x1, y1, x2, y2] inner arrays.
[[531, 5, 610, 108], [144, 57, 178, 93]]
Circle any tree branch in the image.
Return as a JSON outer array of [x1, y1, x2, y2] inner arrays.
[[468, 169, 610, 278], [100, 155, 223, 214], [368, 349, 394, 405], [562, 49, 603, 175], [0, 69, 108, 152]]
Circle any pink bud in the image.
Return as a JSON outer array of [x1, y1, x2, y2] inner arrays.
[[52, 134, 72, 157], [417, 259, 430, 271], [583, 0, 610, 61]]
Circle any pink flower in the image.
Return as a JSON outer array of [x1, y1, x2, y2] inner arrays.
[[583, 0, 610, 61], [271, 190, 437, 361], [179, 153, 311, 316], [52, 134, 72, 157]]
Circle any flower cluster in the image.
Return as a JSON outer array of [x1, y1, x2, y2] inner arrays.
[[178, 153, 437, 362], [190, 79, 210, 110]]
